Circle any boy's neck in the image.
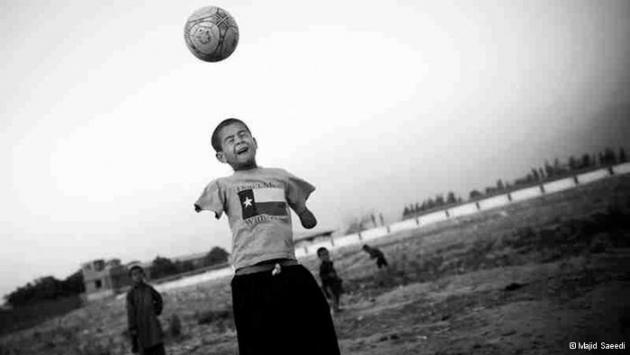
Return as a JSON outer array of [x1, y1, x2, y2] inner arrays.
[[233, 161, 258, 171]]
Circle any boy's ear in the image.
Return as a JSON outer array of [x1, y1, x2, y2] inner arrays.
[[253, 137, 258, 149], [216, 151, 227, 163]]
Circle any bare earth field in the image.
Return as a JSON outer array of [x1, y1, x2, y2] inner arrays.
[[1, 175, 629, 355]]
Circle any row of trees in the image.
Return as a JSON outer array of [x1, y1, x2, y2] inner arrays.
[[401, 147, 627, 219], [402, 192, 463, 219], [343, 212, 385, 235], [4, 271, 84, 307], [4, 247, 230, 307], [149, 247, 229, 280], [474, 147, 627, 199]]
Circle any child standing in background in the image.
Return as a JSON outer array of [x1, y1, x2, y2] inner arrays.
[[126, 265, 166, 355], [317, 247, 344, 314]]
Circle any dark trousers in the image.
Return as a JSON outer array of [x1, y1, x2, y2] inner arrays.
[[232, 265, 341, 355], [141, 343, 166, 355]]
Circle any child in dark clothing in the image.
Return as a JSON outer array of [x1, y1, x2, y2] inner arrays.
[[126, 265, 166, 355], [317, 247, 343, 313], [362, 244, 389, 269]]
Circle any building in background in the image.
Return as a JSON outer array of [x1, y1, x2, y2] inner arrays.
[[81, 259, 139, 301], [294, 229, 336, 254], [171, 251, 208, 269], [79, 247, 232, 301]]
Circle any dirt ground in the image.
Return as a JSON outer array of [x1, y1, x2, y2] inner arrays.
[[1, 175, 629, 355]]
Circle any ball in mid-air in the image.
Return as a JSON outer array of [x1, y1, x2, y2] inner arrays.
[[184, 6, 239, 62]]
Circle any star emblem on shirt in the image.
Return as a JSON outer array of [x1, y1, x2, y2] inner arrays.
[[243, 197, 253, 208]]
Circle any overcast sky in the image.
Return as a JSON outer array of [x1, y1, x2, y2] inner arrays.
[[1, 0, 629, 299]]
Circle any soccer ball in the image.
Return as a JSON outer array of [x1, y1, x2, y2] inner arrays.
[[184, 6, 239, 62]]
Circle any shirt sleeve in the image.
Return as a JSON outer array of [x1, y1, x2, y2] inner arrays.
[[150, 286, 163, 316], [283, 170, 316, 213], [194, 179, 225, 219]]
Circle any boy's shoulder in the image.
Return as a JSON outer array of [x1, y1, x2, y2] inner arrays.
[[248, 166, 291, 176], [218, 167, 292, 182], [126, 283, 156, 295], [126, 286, 136, 299], [203, 168, 301, 196], [260, 166, 289, 173]]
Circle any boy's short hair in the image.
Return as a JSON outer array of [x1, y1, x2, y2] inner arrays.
[[211, 118, 252, 152], [128, 264, 145, 276], [316, 247, 329, 256]]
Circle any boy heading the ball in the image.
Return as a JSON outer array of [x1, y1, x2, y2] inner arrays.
[[194, 118, 340, 355]]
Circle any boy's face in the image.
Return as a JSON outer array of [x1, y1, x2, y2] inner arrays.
[[216, 122, 258, 170], [318, 250, 330, 262], [130, 269, 144, 284]]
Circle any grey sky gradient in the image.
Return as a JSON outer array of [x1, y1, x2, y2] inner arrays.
[[1, 0, 629, 299]]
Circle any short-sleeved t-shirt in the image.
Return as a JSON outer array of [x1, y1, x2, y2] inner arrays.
[[195, 167, 315, 270]]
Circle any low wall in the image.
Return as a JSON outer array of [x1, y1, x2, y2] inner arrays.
[[478, 194, 510, 210], [155, 164, 628, 292], [294, 164, 626, 259], [448, 203, 478, 218], [389, 218, 419, 233], [359, 226, 389, 241], [332, 234, 361, 248], [295, 247, 308, 258], [154, 267, 234, 292], [542, 177, 575, 193], [306, 239, 335, 255], [419, 211, 448, 225], [577, 169, 611, 184], [613, 162, 630, 174], [510, 185, 542, 202]]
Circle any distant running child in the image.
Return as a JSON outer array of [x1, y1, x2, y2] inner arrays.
[[317, 247, 344, 314], [362, 244, 389, 269], [194, 118, 340, 355]]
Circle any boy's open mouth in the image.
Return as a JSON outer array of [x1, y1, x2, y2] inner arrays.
[[236, 146, 249, 155]]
